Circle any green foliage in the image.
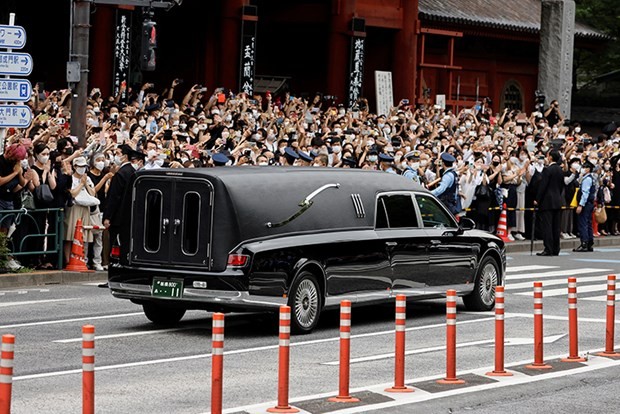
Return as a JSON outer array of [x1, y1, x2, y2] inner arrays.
[[0, 232, 9, 271], [574, 0, 620, 87]]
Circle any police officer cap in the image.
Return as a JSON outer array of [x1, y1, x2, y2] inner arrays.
[[441, 152, 456, 163], [404, 150, 421, 160], [212, 153, 229, 166], [284, 147, 299, 160], [342, 157, 357, 167], [298, 151, 313, 163], [378, 153, 394, 163], [582, 160, 594, 170]]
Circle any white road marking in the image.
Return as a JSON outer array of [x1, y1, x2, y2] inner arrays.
[[506, 265, 557, 273], [582, 295, 619, 302], [0, 298, 80, 308], [506, 268, 611, 281], [516, 284, 610, 297], [0, 312, 144, 329], [217, 348, 619, 414], [13, 316, 497, 381], [506, 274, 610, 290], [504, 312, 620, 324], [0, 288, 50, 294], [53, 327, 190, 343]]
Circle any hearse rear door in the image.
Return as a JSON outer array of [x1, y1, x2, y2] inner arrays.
[[131, 176, 213, 268]]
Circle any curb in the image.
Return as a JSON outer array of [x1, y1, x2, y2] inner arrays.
[[505, 235, 620, 253], [0, 271, 106, 289]]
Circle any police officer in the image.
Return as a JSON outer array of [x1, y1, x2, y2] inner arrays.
[[212, 153, 229, 167], [378, 153, 397, 174], [402, 151, 422, 185], [574, 160, 596, 252], [432, 153, 460, 214]]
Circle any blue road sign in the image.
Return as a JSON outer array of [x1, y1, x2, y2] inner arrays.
[[0, 52, 33, 75], [0, 25, 26, 49], [0, 79, 31, 102], [0, 105, 33, 128]]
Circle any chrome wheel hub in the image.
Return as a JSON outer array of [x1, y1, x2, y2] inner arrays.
[[479, 263, 498, 306], [295, 279, 319, 329]]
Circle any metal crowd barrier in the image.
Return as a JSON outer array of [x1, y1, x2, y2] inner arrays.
[[0, 208, 65, 270]]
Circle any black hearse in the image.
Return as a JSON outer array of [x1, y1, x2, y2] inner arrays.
[[109, 167, 505, 333]]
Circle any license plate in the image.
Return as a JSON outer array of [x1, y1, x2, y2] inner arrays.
[[151, 278, 184, 298]]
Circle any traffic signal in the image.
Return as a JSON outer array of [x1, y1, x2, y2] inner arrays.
[[141, 20, 157, 71]]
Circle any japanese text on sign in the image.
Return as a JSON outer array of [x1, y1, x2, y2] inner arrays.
[[348, 38, 365, 108], [113, 11, 131, 100]]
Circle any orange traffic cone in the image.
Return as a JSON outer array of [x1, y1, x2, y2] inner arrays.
[[496, 204, 512, 243], [66, 219, 89, 272]]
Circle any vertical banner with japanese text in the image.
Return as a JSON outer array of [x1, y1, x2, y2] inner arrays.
[[113, 8, 131, 102], [347, 37, 365, 108], [239, 11, 258, 97]]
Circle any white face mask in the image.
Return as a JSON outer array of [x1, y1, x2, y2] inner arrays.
[[420, 160, 428, 167], [180, 157, 189, 164], [75, 166, 87, 176], [334, 128, 342, 134], [179, 123, 187, 130], [192, 127, 200, 135], [37, 155, 49, 164], [94, 161, 105, 171], [526, 127, 533, 133], [589, 158, 598, 165], [520, 155, 528, 161], [574, 127, 581, 133], [459, 126, 466, 133], [571, 163, 581, 172], [138, 119, 147, 128], [368, 155, 377, 162], [154, 159, 165, 167], [332, 146, 341, 154], [552, 127, 559, 134], [383, 127, 391, 135], [131, 162, 140, 170], [114, 155, 123, 165], [258, 162, 268, 166], [411, 162, 420, 169], [465, 122, 472, 129], [20, 159, 29, 169], [410, 124, 418, 131]]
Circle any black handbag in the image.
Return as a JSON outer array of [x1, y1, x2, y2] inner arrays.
[[34, 183, 54, 206], [475, 184, 490, 199]]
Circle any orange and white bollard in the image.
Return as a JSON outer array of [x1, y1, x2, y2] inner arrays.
[[526, 282, 552, 369], [0, 334, 15, 414], [211, 313, 225, 414], [487, 286, 512, 376], [268, 306, 299, 413], [598, 275, 620, 357], [562, 277, 586, 362], [328, 300, 360, 403], [385, 295, 413, 393], [437, 290, 465, 384], [82, 325, 95, 414]]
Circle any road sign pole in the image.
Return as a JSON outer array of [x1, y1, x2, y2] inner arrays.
[[0, 13, 16, 155], [70, 0, 91, 148]]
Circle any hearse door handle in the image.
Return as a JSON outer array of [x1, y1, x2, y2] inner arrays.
[[173, 219, 181, 236], [385, 241, 397, 248], [162, 218, 169, 235], [430, 240, 442, 246]]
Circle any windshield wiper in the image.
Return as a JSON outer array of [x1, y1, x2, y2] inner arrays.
[[265, 183, 340, 228]]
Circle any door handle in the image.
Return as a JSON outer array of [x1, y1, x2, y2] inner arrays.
[[162, 218, 169, 235], [385, 241, 397, 248], [430, 240, 442, 246], [173, 219, 181, 236]]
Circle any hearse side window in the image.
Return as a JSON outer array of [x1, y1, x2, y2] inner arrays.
[[375, 194, 418, 229], [144, 190, 163, 252], [416, 194, 456, 228], [182, 192, 201, 256]]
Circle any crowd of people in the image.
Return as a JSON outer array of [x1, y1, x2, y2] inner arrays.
[[1, 80, 619, 269]]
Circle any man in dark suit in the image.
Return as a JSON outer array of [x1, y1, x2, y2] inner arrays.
[[535, 150, 565, 256], [103, 145, 144, 245]]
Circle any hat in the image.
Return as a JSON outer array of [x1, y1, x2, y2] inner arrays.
[[212, 153, 229, 166], [440, 152, 456, 164], [298, 151, 313, 163], [72, 156, 88, 167], [582, 160, 594, 170], [284, 147, 299, 160], [342, 157, 357, 167], [128, 149, 146, 161], [404, 150, 421, 160], [378, 153, 394, 163]]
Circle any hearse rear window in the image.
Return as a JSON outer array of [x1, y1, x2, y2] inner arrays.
[[144, 190, 162, 252], [376, 194, 418, 229], [182, 192, 201, 255]]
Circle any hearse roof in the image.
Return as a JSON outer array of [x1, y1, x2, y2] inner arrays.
[[137, 167, 426, 240]]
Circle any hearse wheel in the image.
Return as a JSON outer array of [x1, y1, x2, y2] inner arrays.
[[463, 256, 499, 311], [288, 272, 322, 334], [143, 303, 186, 326]]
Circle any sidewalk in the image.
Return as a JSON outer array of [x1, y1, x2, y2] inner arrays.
[[0, 236, 618, 289]]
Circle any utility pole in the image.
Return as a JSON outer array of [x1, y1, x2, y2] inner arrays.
[[70, 0, 92, 148]]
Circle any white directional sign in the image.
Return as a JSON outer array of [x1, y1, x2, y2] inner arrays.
[[0, 25, 26, 49], [0, 105, 33, 128], [0, 79, 31, 102], [0, 52, 32, 75]]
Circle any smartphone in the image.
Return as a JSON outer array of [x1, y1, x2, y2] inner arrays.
[[217, 93, 226, 103], [402, 99, 409, 105]]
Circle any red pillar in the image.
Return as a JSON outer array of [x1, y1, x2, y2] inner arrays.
[[220, 0, 247, 91], [393, 0, 419, 102], [327, 0, 357, 102], [90, 4, 116, 95]]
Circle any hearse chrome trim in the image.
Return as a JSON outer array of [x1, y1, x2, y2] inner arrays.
[[266, 183, 341, 228], [351, 194, 366, 218], [109, 282, 287, 308]]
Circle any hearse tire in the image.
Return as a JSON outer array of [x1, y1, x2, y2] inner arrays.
[[288, 272, 322, 335], [463, 256, 499, 312], [143, 303, 186, 326]]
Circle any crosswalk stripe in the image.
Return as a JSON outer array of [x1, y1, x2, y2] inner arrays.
[[506, 268, 612, 281], [506, 265, 558, 273], [516, 284, 609, 297], [506, 275, 610, 291]]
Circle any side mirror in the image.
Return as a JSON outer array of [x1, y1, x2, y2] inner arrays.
[[459, 217, 475, 232]]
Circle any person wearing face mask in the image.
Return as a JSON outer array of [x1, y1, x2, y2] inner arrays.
[[402, 151, 423, 185], [574, 161, 596, 252], [560, 159, 581, 240], [64, 157, 97, 268], [103, 145, 144, 247], [431, 153, 461, 214], [534, 150, 564, 256]]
